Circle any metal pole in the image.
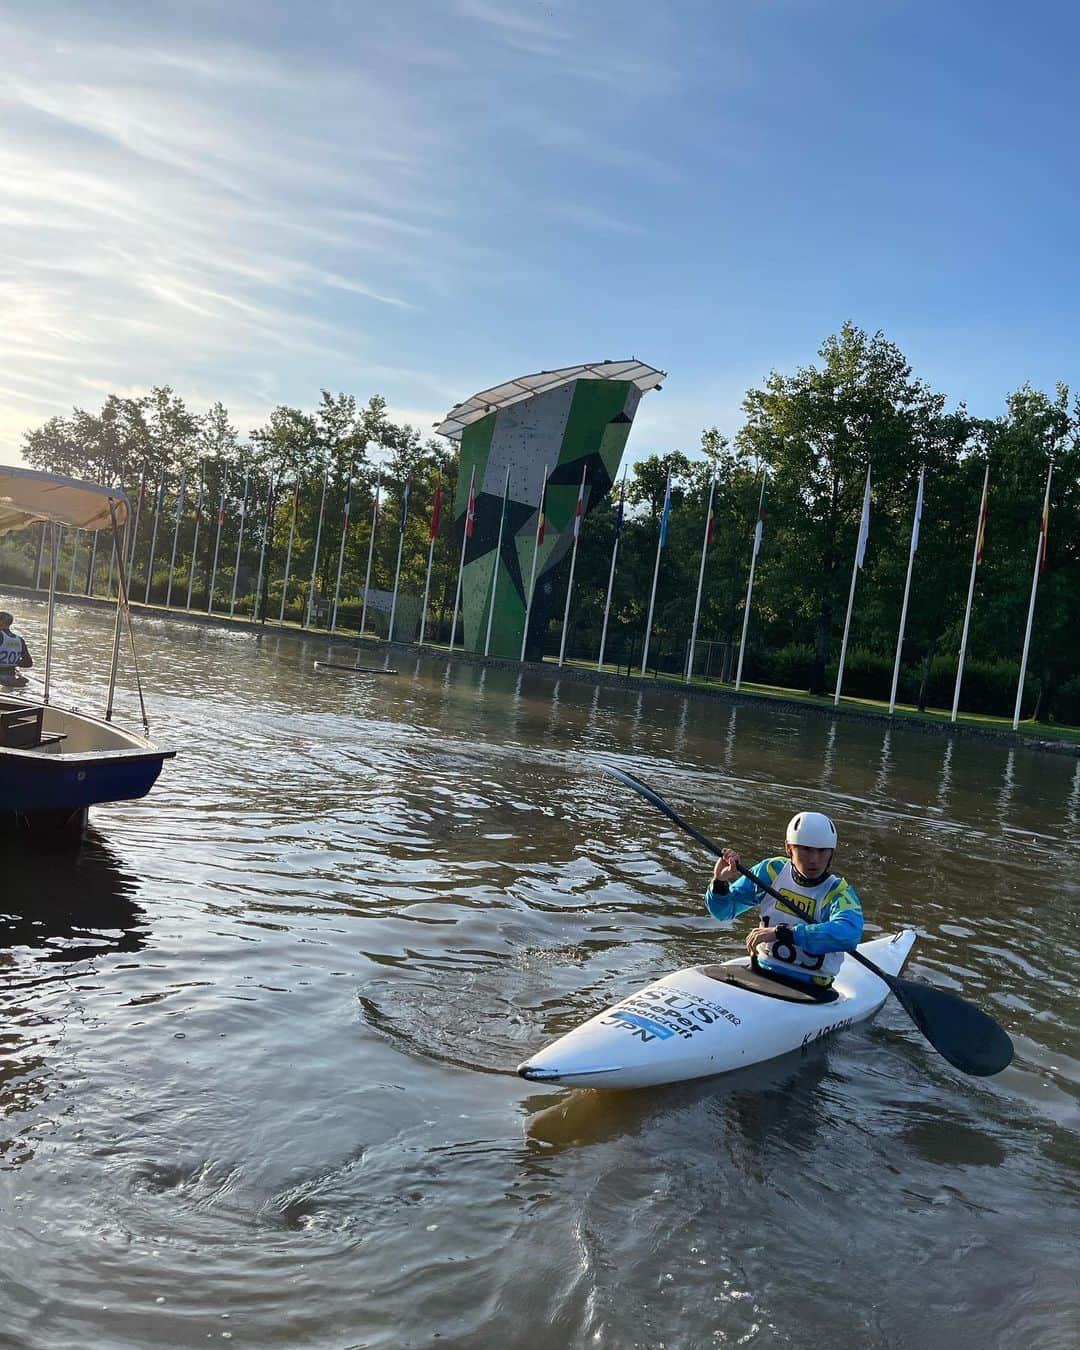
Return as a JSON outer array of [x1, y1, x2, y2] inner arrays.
[[834, 466, 871, 706], [735, 475, 766, 691], [557, 465, 587, 668], [388, 482, 410, 643], [144, 472, 164, 604], [685, 475, 716, 680], [208, 478, 227, 615], [484, 466, 510, 657], [186, 477, 204, 611], [229, 470, 249, 618], [641, 471, 670, 677], [520, 464, 547, 663], [418, 475, 441, 647], [252, 477, 273, 620], [305, 471, 329, 628], [951, 464, 989, 722], [278, 480, 298, 624], [359, 479, 380, 637], [449, 465, 476, 654], [166, 472, 186, 609], [331, 473, 352, 633], [1012, 461, 1053, 730], [888, 467, 924, 714], [43, 524, 58, 705], [597, 470, 627, 672]]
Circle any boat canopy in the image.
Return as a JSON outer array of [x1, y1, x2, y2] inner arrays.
[[0, 465, 129, 535]]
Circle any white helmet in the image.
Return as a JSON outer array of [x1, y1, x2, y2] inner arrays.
[[785, 811, 837, 849]]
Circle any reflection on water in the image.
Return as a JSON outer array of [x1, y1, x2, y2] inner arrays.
[[0, 598, 1077, 1350]]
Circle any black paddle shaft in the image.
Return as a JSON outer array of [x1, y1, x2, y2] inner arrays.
[[601, 764, 1014, 1077]]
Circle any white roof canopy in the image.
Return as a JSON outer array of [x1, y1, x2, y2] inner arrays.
[[435, 359, 665, 441], [0, 465, 130, 535]]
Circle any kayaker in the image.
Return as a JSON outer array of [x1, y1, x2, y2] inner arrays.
[[705, 810, 863, 995], [0, 611, 33, 687]]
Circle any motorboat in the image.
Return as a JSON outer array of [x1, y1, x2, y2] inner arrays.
[[0, 465, 175, 835]]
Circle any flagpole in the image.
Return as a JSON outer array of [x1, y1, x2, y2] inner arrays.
[[229, 469, 249, 618], [485, 465, 511, 657], [641, 470, 671, 677], [834, 465, 871, 706], [686, 475, 716, 681], [186, 470, 204, 610], [208, 479, 226, 614], [144, 472, 164, 604], [278, 479, 299, 624], [1012, 461, 1053, 730], [735, 473, 766, 691], [252, 476, 273, 620], [331, 470, 352, 633], [35, 521, 46, 590], [305, 471, 329, 628], [951, 464, 989, 722], [597, 469, 627, 672], [87, 530, 99, 596], [419, 474, 442, 647], [449, 465, 476, 654], [520, 464, 548, 663], [388, 481, 411, 643], [888, 466, 924, 714], [558, 465, 588, 668], [166, 471, 186, 609], [359, 479, 380, 637], [127, 470, 145, 575]]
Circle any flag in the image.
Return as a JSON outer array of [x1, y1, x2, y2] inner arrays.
[[291, 478, 300, 525], [613, 473, 626, 540], [658, 472, 672, 548], [705, 479, 716, 545], [465, 473, 477, 538], [155, 475, 166, 514], [194, 483, 204, 523], [753, 503, 764, 559], [909, 468, 924, 556], [399, 480, 411, 534], [1039, 493, 1050, 572], [174, 472, 187, 522], [572, 469, 586, 540], [975, 473, 989, 564], [217, 490, 226, 526], [855, 467, 871, 569], [342, 475, 352, 523], [429, 475, 443, 540]]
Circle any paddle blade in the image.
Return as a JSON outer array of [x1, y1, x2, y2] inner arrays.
[[891, 978, 1014, 1077]]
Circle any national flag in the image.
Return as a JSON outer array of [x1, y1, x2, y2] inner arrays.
[[1039, 493, 1050, 572], [975, 473, 989, 565], [658, 472, 672, 549], [705, 479, 716, 546], [536, 480, 547, 545], [571, 468, 586, 541], [154, 475, 166, 515], [194, 483, 204, 523], [174, 472, 187, 522], [909, 468, 924, 556], [752, 484, 765, 559], [342, 474, 352, 523], [855, 467, 871, 570], [465, 472, 477, 539], [429, 475, 443, 540], [399, 480, 411, 535], [238, 472, 249, 518], [217, 489, 226, 526], [613, 472, 626, 540]]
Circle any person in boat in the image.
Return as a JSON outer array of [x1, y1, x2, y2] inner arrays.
[[0, 611, 33, 688], [705, 810, 863, 995]]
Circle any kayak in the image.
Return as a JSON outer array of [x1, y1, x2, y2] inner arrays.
[[517, 929, 917, 1090]]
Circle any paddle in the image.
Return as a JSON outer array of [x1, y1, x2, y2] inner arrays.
[[602, 764, 1014, 1077]]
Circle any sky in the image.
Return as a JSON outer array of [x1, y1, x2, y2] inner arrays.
[[2, 0, 1078, 467]]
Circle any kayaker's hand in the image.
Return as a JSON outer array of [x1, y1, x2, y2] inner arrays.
[[712, 849, 741, 885], [746, 926, 778, 954]]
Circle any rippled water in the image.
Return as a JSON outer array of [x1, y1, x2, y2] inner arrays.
[[1, 599, 1077, 1349]]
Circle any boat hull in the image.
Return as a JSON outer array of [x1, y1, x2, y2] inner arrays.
[[517, 930, 917, 1090]]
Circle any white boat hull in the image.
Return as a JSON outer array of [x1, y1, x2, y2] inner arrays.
[[518, 930, 917, 1089]]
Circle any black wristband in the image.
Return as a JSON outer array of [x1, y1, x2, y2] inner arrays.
[[709, 879, 730, 895]]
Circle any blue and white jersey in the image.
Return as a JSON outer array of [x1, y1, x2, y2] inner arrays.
[[705, 855, 863, 986]]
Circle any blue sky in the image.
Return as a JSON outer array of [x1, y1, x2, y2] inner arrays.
[[3, 0, 1077, 465]]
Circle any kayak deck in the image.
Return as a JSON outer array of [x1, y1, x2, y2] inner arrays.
[[517, 929, 917, 1090]]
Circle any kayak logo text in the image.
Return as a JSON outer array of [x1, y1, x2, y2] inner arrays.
[[602, 986, 741, 1044], [801, 1017, 853, 1048]]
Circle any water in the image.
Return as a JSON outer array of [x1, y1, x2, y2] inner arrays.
[[1, 600, 1077, 1349]]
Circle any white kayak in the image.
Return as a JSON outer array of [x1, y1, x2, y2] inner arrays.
[[518, 929, 917, 1090]]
